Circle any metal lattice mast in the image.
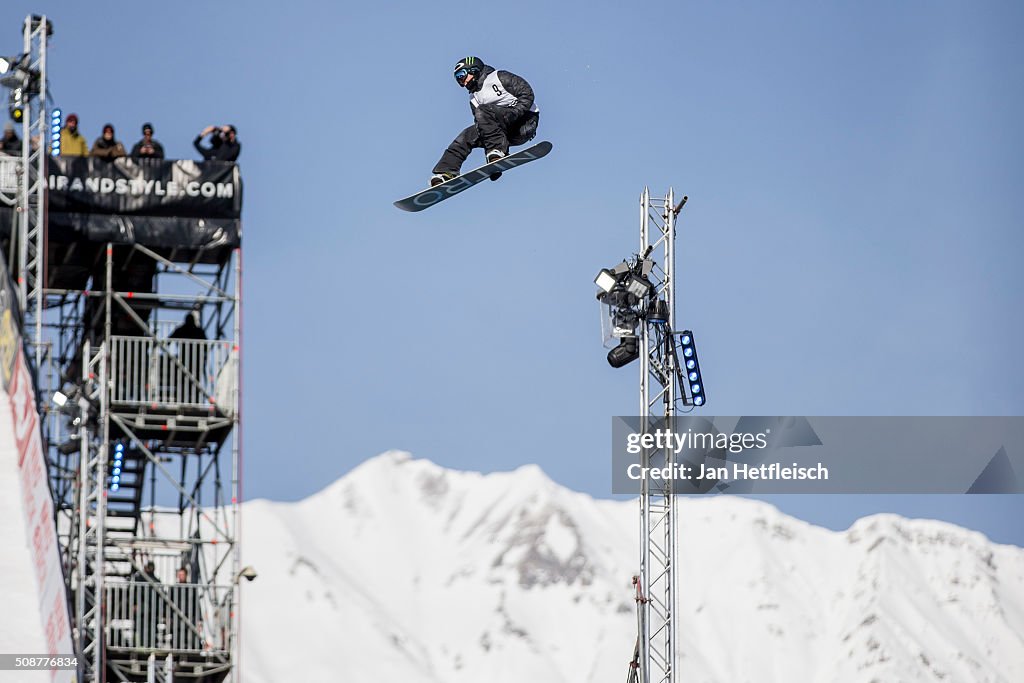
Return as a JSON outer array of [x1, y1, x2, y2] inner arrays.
[[637, 188, 678, 683], [76, 341, 105, 683], [230, 248, 242, 683], [16, 15, 49, 371]]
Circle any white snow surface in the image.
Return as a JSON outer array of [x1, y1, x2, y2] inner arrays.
[[236, 452, 1024, 683]]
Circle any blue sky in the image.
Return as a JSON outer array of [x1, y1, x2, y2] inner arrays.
[[3, 2, 1022, 543]]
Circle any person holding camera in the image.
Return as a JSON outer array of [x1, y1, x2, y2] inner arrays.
[[131, 122, 165, 159], [193, 125, 241, 161]]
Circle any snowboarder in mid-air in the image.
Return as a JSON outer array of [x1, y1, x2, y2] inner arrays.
[[430, 56, 540, 187]]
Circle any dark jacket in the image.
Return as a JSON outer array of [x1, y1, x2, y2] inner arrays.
[[130, 138, 165, 159], [169, 312, 208, 396], [193, 133, 241, 162], [1, 131, 21, 155], [169, 313, 207, 341]]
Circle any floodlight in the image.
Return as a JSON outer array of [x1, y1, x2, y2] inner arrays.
[[0, 56, 30, 88], [594, 255, 653, 369], [594, 269, 618, 294], [52, 386, 96, 426], [624, 275, 652, 299]]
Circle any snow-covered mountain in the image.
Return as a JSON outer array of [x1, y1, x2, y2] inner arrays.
[[238, 452, 1024, 683]]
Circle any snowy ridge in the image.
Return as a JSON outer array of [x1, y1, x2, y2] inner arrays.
[[237, 452, 1024, 683]]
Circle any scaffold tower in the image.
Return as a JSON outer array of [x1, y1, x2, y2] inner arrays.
[[42, 242, 243, 683], [1, 15, 245, 682]]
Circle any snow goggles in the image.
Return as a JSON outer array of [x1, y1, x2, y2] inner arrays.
[[454, 68, 469, 85]]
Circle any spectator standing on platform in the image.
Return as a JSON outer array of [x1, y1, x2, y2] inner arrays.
[[193, 125, 240, 161], [168, 309, 208, 403], [91, 123, 126, 159], [130, 122, 165, 159], [130, 560, 160, 649], [1, 122, 21, 155], [171, 566, 201, 651], [59, 113, 88, 157], [169, 309, 208, 346]]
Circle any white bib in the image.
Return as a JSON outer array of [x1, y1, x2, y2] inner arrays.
[[471, 71, 522, 110]]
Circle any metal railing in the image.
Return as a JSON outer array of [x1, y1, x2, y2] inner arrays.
[[110, 336, 235, 412], [0, 156, 20, 200], [105, 581, 232, 655]]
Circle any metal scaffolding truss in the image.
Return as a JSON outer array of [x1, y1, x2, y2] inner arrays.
[[10, 15, 49, 371], [636, 188, 679, 683], [39, 244, 242, 683], [1, 12, 243, 683]]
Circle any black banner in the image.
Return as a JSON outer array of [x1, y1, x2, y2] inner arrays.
[[47, 213, 240, 252], [47, 157, 241, 218]]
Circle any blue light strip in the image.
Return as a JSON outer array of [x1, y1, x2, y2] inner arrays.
[[50, 108, 61, 156], [110, 441, 125, 491], [678, 330, 706, 407]]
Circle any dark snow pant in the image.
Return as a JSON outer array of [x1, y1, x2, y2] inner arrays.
[[433, 105, 539, 175]]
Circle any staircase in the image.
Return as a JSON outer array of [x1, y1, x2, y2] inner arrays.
[[104, 443, 147, 578]]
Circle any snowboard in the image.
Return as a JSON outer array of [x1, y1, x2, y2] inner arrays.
[[394, 141, 552, 212]]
